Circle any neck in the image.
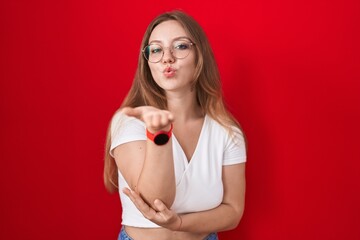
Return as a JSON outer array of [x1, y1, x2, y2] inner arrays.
[[166, 90, 203, 122]]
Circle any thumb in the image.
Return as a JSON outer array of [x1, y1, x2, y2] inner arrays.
[[154, 199, 169, 212]]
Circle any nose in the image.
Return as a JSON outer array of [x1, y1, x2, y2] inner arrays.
[[162, 48, 175, 63]]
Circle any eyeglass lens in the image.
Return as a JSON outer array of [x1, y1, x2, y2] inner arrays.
[[143, 41, 193, 63]]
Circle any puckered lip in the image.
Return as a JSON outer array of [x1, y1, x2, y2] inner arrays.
[[163, 66, 176, 73]]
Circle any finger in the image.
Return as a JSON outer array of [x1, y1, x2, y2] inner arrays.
[[160, 112, 170, 126], [122, 188, 137, 204], [128, 190, 157, 219], [167, 112, 174, 121], [122, 187, 131, 196], [152, 114, 161, 128], [143, 114, 153, 128], [154, 199, 174, 220], [154, 199, 168, 212], [127, 189, 146, 208]]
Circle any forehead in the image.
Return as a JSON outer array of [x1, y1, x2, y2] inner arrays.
[[149, 20, 189, 43]]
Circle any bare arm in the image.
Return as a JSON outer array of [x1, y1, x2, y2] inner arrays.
[[123, 163, 246, 233], [113, 106, 176, 209]]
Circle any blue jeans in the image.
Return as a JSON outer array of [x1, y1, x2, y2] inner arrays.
[[118, 227, 218, 240]]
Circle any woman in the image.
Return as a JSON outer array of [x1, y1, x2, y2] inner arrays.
[[104, 10, 246, 240]]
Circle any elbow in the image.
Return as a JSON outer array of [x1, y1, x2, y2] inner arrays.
[[156, 195, 175, 210], [135, 185, 175, 210], [227, 208, 244, 230]]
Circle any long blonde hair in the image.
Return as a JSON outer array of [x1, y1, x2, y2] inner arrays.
[[104, 10, 242, 193]]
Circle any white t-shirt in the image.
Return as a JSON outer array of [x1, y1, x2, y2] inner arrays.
[[110, 111, 246, 228]]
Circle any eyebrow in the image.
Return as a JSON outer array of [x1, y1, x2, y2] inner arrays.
[[149, 36, 192, 44]]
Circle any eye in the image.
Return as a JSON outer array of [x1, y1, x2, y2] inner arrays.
[[150, 46, 163, 54], [174, 42, 190, 50]]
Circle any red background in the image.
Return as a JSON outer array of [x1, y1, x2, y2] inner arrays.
[[1, 0, 360, 239]]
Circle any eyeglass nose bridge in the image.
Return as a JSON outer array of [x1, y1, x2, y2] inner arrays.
[[160, 46, 175, 62]]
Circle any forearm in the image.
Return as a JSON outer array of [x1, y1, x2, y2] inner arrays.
[[179, 203, 244, 233], [136, 138, 176, 209]]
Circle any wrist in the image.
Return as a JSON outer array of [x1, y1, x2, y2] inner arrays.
[[177, 215, 183, 231], [146, 124, 173, 146], [146, 124, 172, 134]]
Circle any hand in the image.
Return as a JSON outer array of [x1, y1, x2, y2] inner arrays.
[[123, 188, 182, 231], [122, 106, 174, 133]]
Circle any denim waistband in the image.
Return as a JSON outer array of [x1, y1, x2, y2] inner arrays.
[[118, 227, 218, 240]]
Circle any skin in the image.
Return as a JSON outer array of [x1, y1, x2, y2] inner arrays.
[[147, 20, 196, 95], [114, 20, 246, 240]]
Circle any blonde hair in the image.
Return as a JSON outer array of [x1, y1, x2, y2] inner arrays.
[[104, 10, 242, 193]]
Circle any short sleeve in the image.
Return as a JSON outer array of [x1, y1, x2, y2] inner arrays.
[[109, 111, 146, 157], [223, 127, 247, 165]]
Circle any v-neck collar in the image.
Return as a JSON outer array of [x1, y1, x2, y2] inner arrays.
[[172, 115, 207, 165]]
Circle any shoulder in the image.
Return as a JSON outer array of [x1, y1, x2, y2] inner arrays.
[[205, 115, 245, 141], [111, 110, 144, 129], [110, 110, 145, 138], [111, 109, 131, 126], [206, 115, 246, 160], [109, 110, 146, 157]]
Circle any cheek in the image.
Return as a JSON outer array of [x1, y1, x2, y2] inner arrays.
[[149, 64, 160, 79], [185, 54, 196, 73], [181, 60, 196, 79]]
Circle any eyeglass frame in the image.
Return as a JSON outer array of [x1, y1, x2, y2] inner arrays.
[[142, 40, 195, 63]]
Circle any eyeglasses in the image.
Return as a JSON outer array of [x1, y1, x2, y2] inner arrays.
[[142, 40, 194, 63]]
